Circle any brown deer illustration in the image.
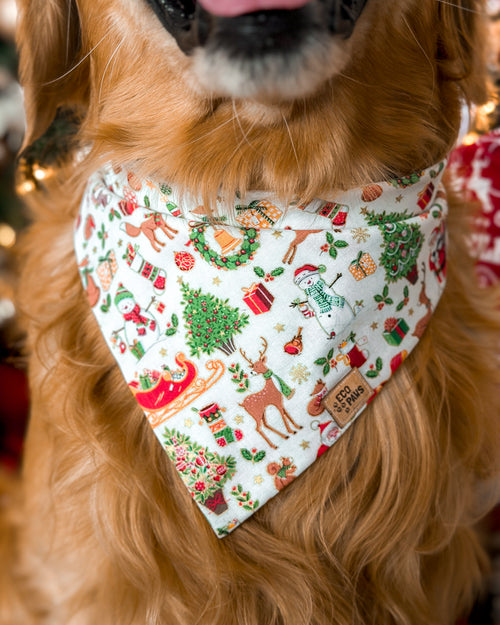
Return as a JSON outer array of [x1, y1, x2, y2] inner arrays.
[[239, 338, 302, 449], [413, 262, 433, 339], [123, 212, 178, 252], [282, 229, 321, 264]]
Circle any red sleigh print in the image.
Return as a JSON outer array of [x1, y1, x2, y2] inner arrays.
[[129, 352, 225, 428]]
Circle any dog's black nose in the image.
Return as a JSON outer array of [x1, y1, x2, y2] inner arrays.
[[197, 7, 316, 57], [143, 0, 370, 55]]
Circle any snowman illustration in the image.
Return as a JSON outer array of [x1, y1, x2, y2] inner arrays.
[[292, 264, 355, 339], [113, 283, 160, 360]]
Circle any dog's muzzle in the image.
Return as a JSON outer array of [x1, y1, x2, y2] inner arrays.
[[143, 0, 370, 55]]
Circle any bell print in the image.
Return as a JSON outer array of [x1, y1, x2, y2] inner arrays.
[[213, 228, 243, 254]]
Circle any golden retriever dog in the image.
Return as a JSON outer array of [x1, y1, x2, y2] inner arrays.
[[2, 0, 499, 624]]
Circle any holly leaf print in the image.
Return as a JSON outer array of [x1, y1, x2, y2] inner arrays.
[[241, 449, 253, 461], [270, 267, 284, 277]]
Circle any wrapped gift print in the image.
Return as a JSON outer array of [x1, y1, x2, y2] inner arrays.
[[382, 317, 409, 346], [235, 199, 283, 229], [242, 282, 274, 314], [349, 251, 377, 281], [74, 158, 449, 537]]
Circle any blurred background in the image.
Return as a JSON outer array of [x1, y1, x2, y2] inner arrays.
[[0, 0, 28, 477], [0, 1, 498, 623]]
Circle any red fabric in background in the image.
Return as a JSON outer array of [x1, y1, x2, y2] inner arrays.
[[0, 362, 29, 471], [448, 129, 500, 287], [449, 130, 500, 625]]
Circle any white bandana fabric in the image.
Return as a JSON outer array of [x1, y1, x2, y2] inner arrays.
[[74, 161, 448, 537]]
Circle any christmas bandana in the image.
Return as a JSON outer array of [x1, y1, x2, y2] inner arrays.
[[74, 161, 448, 537]]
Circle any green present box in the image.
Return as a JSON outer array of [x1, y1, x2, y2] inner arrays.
[[382, 317, 409, 346]]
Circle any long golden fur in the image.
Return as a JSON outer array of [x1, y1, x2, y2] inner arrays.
[[2, 0, 499, 623]]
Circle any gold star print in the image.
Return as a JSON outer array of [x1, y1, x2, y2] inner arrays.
[[146, 180, 156, 190], [184, 418, 194, 429], [272, 230, 283, 239], [396, 194, 404, 203], [360, 206, 368, 215], [159, 348, 168, 357], [371, 322, 379, 331], [117, 239, 123, 247], [300, 440, 310, 450], [274, 323, 285, 333], [234, 415, 245, 425], [212, 276, 222, 286], [409, 308, 414, 316], [254, 475, 264, 485], [177, 275, 184, 285]]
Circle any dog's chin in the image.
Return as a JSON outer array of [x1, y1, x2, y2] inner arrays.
[[144, 0, 355, 102], [190, 35, 349, 101]]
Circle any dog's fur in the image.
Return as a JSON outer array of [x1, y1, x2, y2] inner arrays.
[[2, 0, 500, 623]]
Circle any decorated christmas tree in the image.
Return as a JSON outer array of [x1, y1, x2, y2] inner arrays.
[[181, 282, 249, 357], [163, 428, 237, 514], [364, 210, 423, 284]]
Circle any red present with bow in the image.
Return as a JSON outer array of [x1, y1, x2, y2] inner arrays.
[[242, 283, 274, 314]]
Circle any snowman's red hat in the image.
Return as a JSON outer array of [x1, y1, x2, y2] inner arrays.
[[294, 264, 319, 285]]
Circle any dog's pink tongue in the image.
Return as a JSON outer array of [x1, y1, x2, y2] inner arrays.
[[198, 0, 312, 17]]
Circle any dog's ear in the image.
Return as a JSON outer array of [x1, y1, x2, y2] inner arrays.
[[437, 0, 489, 105], [16, 0, 89, 147]]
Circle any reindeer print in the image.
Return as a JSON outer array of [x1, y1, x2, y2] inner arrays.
[[282, 229, 321, 265], [239, 338, 302, 449], [122, 212, 178, 252], [413, 263, 433, 338]]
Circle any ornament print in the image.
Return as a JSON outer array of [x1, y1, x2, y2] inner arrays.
[[74, 158, 448, 537]]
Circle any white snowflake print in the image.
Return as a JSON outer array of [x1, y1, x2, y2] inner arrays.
[[289, 363, 311, 385], [350, 227, 370, 243]]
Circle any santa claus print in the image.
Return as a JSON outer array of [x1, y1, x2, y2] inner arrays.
[[429, 222, 446, 283], [291, 264, 355, 339]]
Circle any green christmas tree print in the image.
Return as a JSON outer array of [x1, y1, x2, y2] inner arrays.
[[163, 429, 237, 511], [365, 210, 423, 284], [181, 282, 249, 357]]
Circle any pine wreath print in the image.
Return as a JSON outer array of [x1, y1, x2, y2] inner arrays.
[[181, 282, 249, 357], [189, 224, 260, 270]]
